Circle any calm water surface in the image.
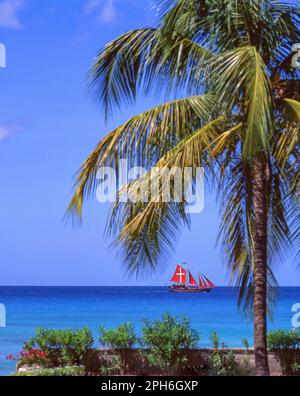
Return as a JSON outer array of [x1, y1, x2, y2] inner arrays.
[[0, 286, 299, 375]]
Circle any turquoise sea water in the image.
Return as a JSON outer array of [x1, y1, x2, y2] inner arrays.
[[0, 286, 299, 375]]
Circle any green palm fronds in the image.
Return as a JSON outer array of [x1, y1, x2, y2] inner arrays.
[[284, 99, 300, 121], [68, 0, 300, 314]]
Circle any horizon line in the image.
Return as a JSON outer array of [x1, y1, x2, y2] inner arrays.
[[0, 285, 299, 287]]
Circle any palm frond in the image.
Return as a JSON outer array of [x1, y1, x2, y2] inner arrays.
[[90, 27, 213, 117], [68, 0, 300, 315], [147, 32, 213, 97], [211, 46, 273, 158], [67, 95, 215, 219], [89, 28, 158, 118], [284, 99, 300, 121], [217, 156, 290, 316], [106, 117, 225, 274], [111, 201, 190, 277], [274, 100, 300, 167]]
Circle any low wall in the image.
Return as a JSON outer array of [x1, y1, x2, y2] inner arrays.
[[92, 349, 282, 376], [17, 348, 289, 376]]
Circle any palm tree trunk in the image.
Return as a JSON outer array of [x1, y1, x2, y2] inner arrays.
[[252, 157, 270, 376]]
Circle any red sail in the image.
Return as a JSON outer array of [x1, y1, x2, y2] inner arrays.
[[201, 275, 209, 288], [203, 275, 216, 288], [199, 275, 205, 288], [189, 271, 197, 286], [170, 265, 186, 283], [199, 274, 211, 288]]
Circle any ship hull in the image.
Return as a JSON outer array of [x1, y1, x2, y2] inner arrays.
[[169, 286, 211, 293]]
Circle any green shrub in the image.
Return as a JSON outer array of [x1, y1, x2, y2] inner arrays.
[[241, 338, 250, 350], [99, 322, 137, 374], [208, 332, 242, 376], [12, 366, 85, 376], [141, 313, 199, 373], [267, 329, 300, 349], [25, 327, 94, 368], [99, 322, 137, 349], [267, 329, 300, 375], [99, 355, 122, 375], [6, 348, 51, 368], [210, 331, 220, 349], [209, 350, 239, 376], [291, 361, 300, 374]]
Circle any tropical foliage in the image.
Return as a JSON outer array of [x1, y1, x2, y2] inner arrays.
[[99, 322, 138, 373], [140, 313, 200, 372], [24, 327, 94, 367], [267, 329, 300, 350], [68, 0, 300, 297], [99, 322, 138, 349], [12, 366, 86, 377], [6, 348, 49, 368], [267, 329, 300, 375], [10, 321, 300, 376], [68, 0, 300, 375]]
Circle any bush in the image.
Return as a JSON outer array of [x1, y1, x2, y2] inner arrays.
[[141, 313, 199, 374], [99, 322, 137, 349], [208, 332, 243, 376], [267, 329, 300, 349], [209, 350, 239, 376], [267, 329, 300, 375], [99, 355, 122, 376], [291, 361, 300, 373], [210, 331, 220, 349], [12, 366, 85, 376], [241, 338, 250, 350], [24, 327, 94, 368], [99, 322, 137, 374], [6, 348, 50, 368]]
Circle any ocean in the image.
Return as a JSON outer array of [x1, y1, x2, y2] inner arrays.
[[0, 286, 299, 376]]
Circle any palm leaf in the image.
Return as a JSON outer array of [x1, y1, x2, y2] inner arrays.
[[211, 46, 273, 158], [89, 28, 158, 118], [284, 99, 300, 121], [68, 0, 300, 316], [67, 95, 215, 219], [90, 27, 212, 117], [106, 117, 225, 274]]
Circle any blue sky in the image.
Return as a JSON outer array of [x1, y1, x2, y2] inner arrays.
[[0, 0, 299, 286]]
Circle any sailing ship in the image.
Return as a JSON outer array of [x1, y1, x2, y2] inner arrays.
[[169, 263, 216, 293]]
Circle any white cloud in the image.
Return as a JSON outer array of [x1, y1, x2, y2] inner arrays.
[[0, 117, 32, 141], [83, 0, 117, 24], [99, 0, 116, 23], [0, 0, 26, 29], [83, 0, 101, 15]]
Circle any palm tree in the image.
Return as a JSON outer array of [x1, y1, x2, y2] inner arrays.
[[68, 1, 300, 375]]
